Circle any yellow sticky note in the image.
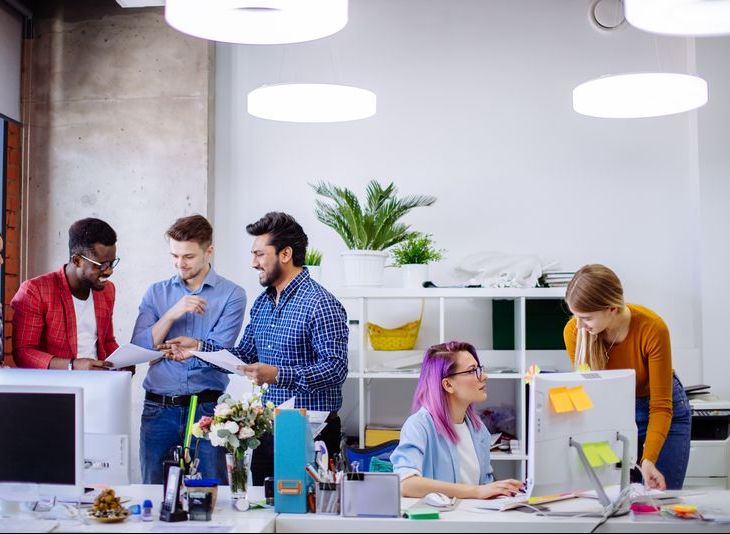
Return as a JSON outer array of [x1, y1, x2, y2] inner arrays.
[[549, 387, 575, 413], [596, 442, 621, 465], [582, 443, 604, 468], [567, 386, 593, 411]]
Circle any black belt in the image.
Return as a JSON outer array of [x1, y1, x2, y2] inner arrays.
[[145, 390, 223, 407]]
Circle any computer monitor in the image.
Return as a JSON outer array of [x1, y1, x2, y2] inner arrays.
[[0, 369, 131, 485], [0, 385, 84, 498], [527, 369, 638, 507]]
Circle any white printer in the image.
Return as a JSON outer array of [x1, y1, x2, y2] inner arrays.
[[686, 397, 730, 489]]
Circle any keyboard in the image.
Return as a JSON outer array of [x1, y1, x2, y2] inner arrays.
[[475, 492, 578, 512], [474, 494, 529, 511]]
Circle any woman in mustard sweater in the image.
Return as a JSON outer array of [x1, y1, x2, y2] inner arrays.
[[563, 264, 691, 490]]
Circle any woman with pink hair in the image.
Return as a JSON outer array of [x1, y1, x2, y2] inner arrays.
[[390, 341, 522, 499]]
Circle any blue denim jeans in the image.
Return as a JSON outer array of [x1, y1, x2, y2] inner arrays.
[[140, 400, 227, 484], [635, 375, 691, 490]]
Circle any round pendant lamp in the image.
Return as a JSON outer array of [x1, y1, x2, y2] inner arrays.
[[248, 84, 376, 123], [624, 0, 730, 37], [165, 0, 348, 44], [573, 73, 708, 118]]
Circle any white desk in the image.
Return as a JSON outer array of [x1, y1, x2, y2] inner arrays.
[[1, 486, 275, 533], [276, 491, 730, 533], [2, 487, 728, 533]]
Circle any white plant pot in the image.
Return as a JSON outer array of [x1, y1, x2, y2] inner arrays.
[[307, 265, 322, 284], [402, 264, 429, 289], [341, 250, 389, 287]]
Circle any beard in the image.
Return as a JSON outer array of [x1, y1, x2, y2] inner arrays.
[[259, 260, 282, 288]]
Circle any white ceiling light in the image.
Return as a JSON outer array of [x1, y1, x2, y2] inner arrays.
[[248, 84, 376, 123], [573, 73, 708, 118], [165, 0, 348, 44], [624, 0, 730, 36]]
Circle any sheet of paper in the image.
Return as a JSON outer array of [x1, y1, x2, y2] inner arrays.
[[549, 387, 574, 413], [277, 397, 296, 410], [595, 442, 621, 464], [567, 386, 594, 411], [106, 343, 164, 368], [581, 443, 604, 468], [192, 350, 244, 374]]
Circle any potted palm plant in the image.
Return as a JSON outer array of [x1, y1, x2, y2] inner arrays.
[[304, 248, 323, 284], [391, 233, 445, 288], [312, 180, 436, 286]]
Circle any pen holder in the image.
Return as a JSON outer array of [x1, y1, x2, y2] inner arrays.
[[315, 482, 341, 515]]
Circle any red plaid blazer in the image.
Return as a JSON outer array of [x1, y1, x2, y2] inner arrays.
[[10, 266, 119, 368]]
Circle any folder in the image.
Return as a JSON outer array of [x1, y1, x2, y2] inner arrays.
[[274, 409, 313, 514]]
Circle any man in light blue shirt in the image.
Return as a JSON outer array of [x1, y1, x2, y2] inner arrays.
[[132, 215, 245, 484]]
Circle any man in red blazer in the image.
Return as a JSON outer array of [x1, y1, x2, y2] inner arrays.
[[11, 218, 120, 370]]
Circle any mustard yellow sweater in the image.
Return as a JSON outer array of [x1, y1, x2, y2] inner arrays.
[[563, 304, 674, 464]]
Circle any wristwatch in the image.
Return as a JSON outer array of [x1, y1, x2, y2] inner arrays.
[[196, 339, 203, 352], [68, 359, 74, 371]]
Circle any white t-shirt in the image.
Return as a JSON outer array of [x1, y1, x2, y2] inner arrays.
[[454, 421, 480, 485], [73, 295, 98, 359]]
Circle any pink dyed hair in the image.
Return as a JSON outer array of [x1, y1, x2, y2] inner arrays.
[[412, 341, 484, 443]]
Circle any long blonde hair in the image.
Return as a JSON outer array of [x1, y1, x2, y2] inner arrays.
[[565, 264, 625, 371]]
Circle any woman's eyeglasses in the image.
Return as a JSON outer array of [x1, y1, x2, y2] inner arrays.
[[445, 365, 484, 380]]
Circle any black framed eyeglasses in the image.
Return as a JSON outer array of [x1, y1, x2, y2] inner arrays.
[[79, 254, 120, 271], [445, 365, 484, 380]]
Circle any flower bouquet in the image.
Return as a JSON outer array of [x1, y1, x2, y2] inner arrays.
[[192, 382, 275, 504]]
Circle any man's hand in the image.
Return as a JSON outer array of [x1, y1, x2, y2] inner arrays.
[[165, 296, 207, 322], [166, 344, 195, 363], [73, 359, 113, 371], [640, 459, 667, 490], [158, 336, 199, 352], [237, 363, 279, 386]]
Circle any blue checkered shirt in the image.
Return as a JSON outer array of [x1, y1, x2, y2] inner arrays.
[[202, 269, 349, 411]]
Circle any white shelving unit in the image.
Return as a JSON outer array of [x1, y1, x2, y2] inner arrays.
[[336, 287, 567, 479]]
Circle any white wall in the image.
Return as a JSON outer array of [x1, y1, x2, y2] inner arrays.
[[213, 0, 704, 390], [697, 36, 730, 400], [0, 4, 22, 121]]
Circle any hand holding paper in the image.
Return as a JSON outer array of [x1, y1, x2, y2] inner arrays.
[[192, 350, 246, 375], [106, 344, 165, 369]]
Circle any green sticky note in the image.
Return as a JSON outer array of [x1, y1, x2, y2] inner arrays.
[[582, 443, 604, 468], [596, 442, 621, 465]]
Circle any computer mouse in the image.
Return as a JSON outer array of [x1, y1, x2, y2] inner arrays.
[[424, 492, 454, 508]]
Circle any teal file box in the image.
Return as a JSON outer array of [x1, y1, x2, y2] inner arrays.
[[274, 409, 313, 514]]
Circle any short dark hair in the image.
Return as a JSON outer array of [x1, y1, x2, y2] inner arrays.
[[246, 212, 308, 267], [68, 218, 117, 257], [166, 215, 213, 248]]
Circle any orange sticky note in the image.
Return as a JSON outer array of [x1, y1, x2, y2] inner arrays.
[[549, 387, 574, 413], [567, 386, 593, 411]]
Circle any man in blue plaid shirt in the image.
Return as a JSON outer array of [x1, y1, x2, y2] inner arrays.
[[166, 212, 349, 483]]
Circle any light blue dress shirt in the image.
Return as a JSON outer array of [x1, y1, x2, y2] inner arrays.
[[132, 267, 246, 396], [390, 407, 495, 485]]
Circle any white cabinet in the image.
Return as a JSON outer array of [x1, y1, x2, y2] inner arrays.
[[336, 287, 567, 479]]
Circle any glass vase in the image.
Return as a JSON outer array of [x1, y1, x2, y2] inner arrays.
[[226, 448, 252, 506]]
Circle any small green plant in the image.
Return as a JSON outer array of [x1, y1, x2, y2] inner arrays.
[[305, 248, 323, 266], [391, 233, 445, 266], [312, 180, 436, 250]]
